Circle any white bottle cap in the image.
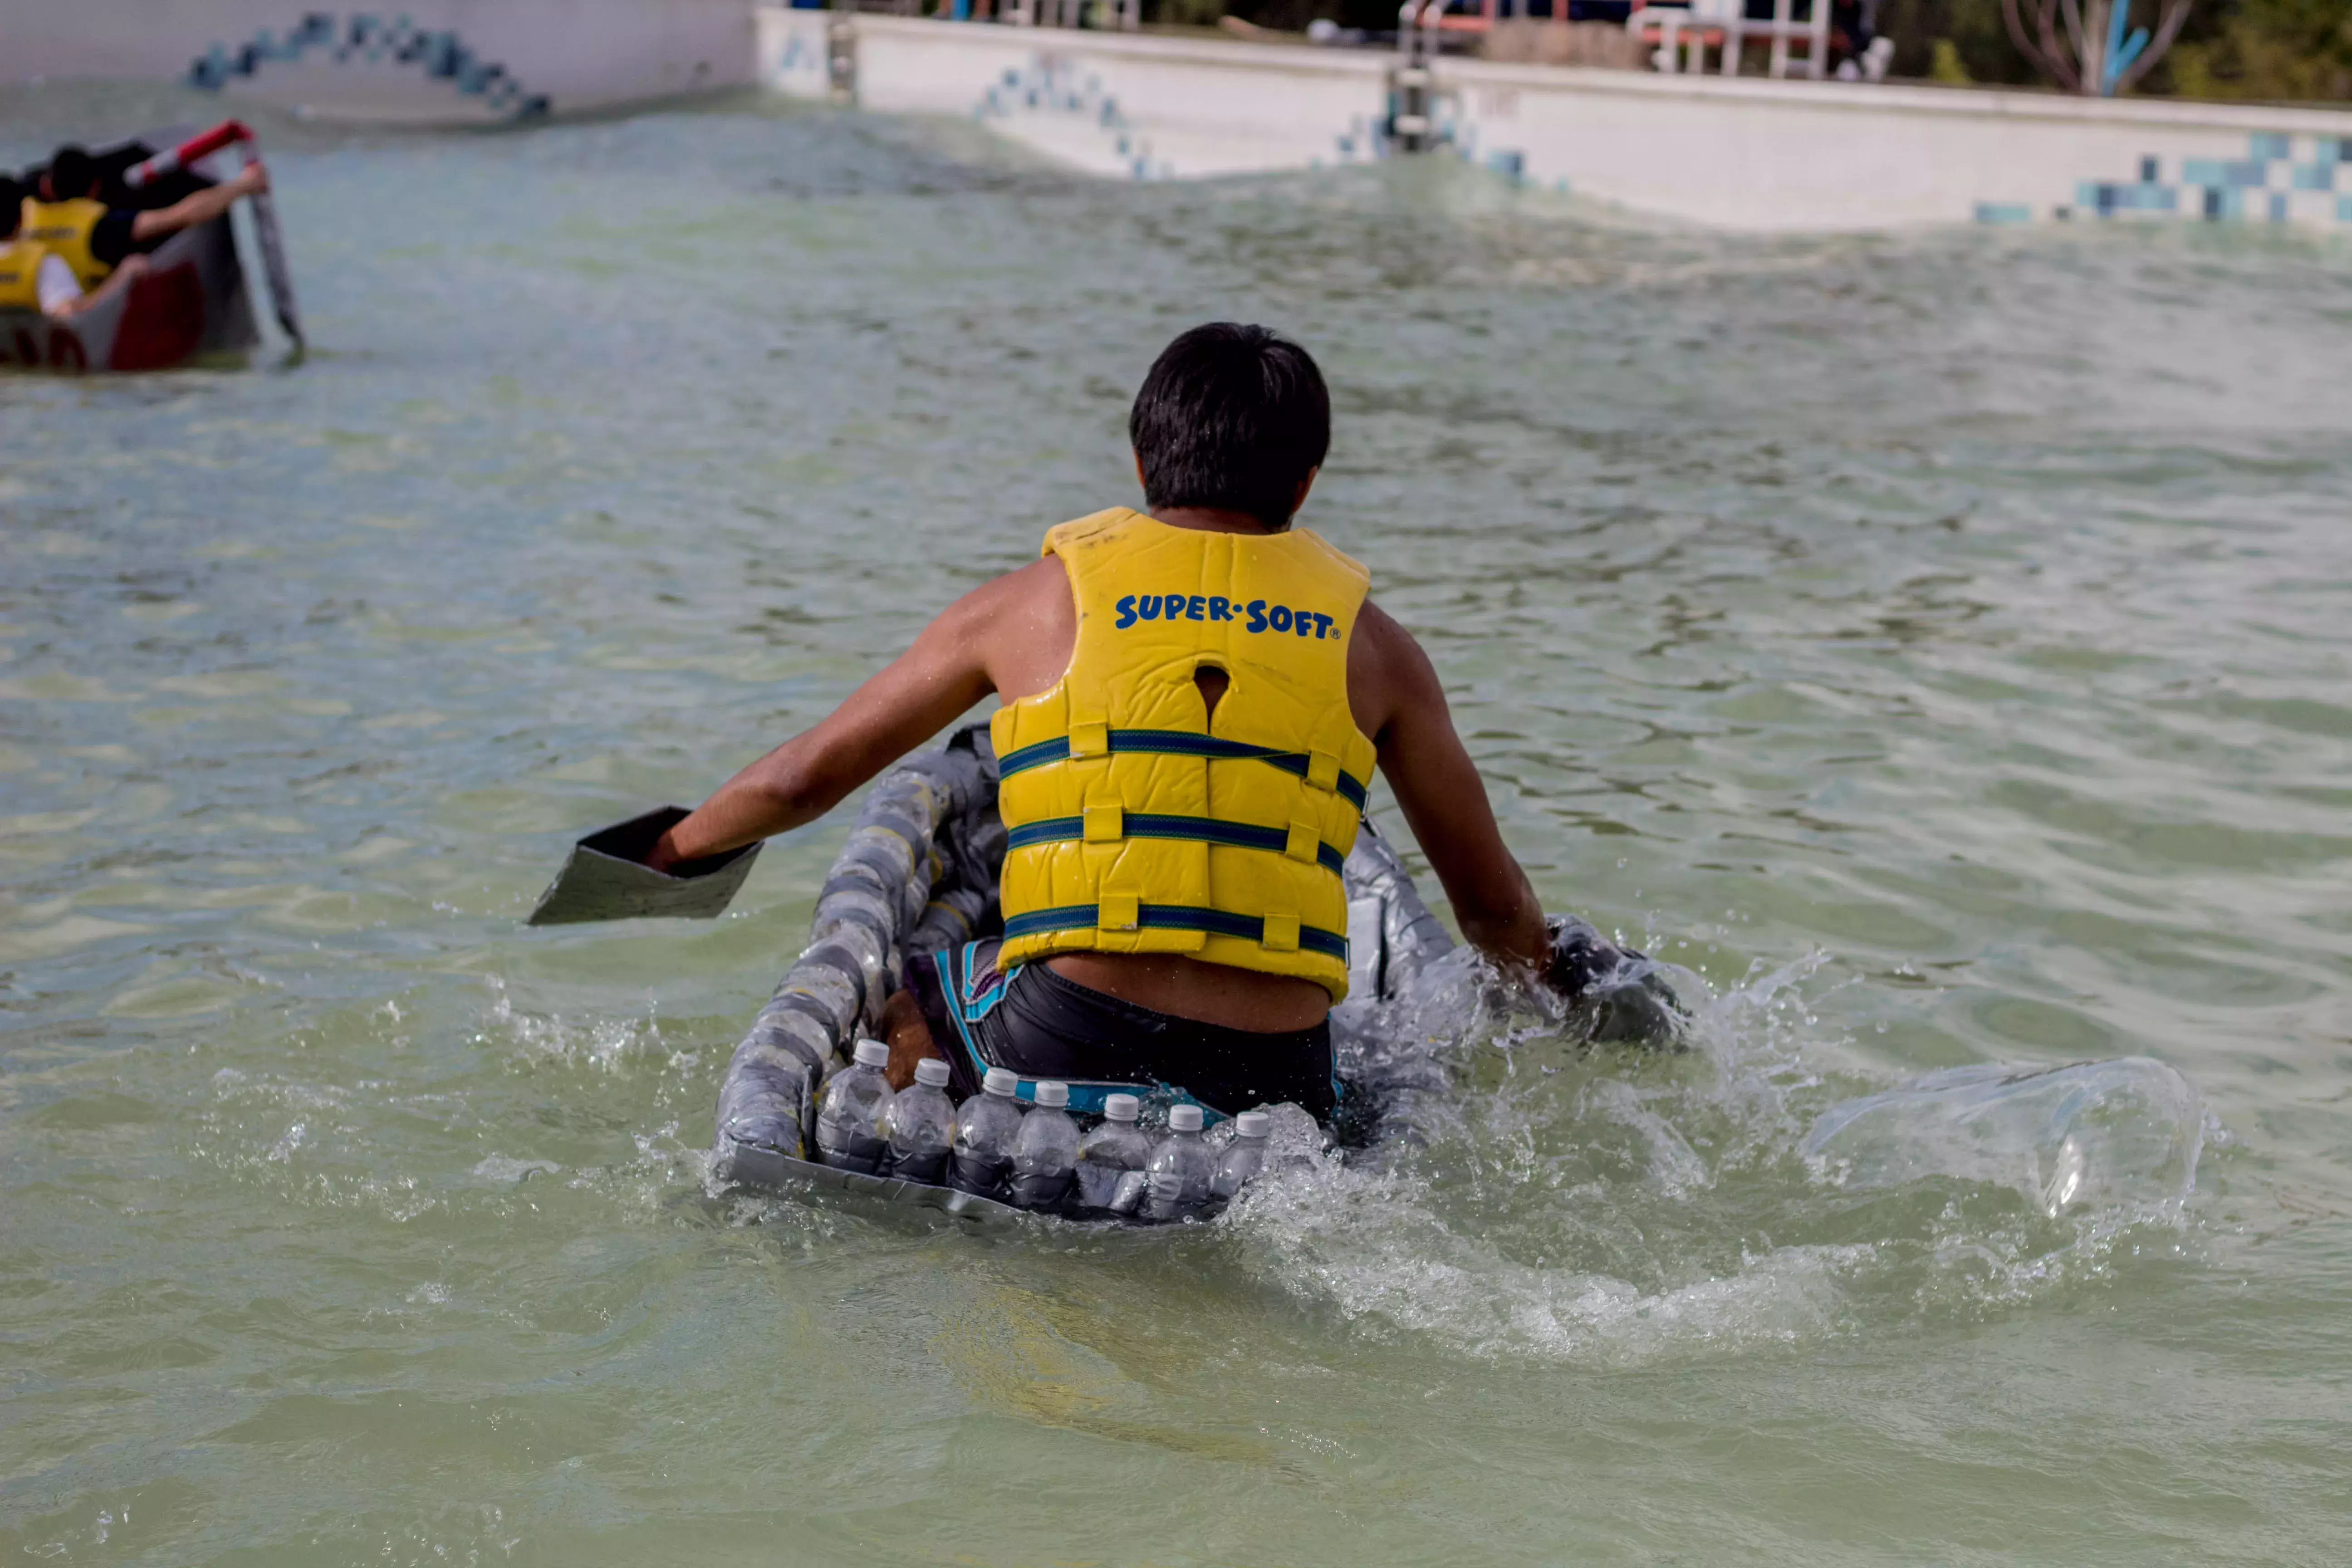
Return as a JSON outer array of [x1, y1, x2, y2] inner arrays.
[[982, 1066, 1019, 1097], [913, 1057, 951, 1087], [1034, 1080, 1069, 1109], [1102, 1093, 1140, 1122], [1233, 1111, 1270, 1139], [1168, 1103, 1204, 1132], [853, 1038, 890, 1069]]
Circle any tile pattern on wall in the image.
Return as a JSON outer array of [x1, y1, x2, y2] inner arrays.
[[187, 12, 549, 119], [1981, 131, 2352, 225]]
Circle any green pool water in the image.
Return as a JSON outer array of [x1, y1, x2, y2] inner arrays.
[[2, 86, 2347, 1566]]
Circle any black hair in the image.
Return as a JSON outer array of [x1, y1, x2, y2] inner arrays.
[[0, 179, 20, 238], [1129, 323, 1331, 530], [44, 146, 96, 201]]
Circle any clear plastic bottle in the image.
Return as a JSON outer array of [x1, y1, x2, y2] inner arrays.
[[950, 1066, 1024, 1200], [1211, 1109, 1271, 1200], [1009, 1080, 1081, 1211], [1076, 1091, 1154, 1213], [1144, 1102, 1216, 1222], [814, 1038, 895, 1175], [882, 1057, 956, 1185]]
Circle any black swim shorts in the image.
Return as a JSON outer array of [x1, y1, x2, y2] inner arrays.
[[911, 938, 1338, 1122]]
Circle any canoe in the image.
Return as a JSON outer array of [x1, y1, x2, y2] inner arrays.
[[0, 123, 299, 373], [708, 724, 1475, 1225], [521, 718, 1677, 1225], [0, 215, 256, 372]]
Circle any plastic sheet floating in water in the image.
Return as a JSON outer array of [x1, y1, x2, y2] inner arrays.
[[1801, 1058, 2202, 1216]]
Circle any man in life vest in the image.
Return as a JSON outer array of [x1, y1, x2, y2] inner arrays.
[[0, 176, 152, 320], [20, 146, 270, 291], [646, 323, 1578, 1116]]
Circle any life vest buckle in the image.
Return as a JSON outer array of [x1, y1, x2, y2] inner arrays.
[[1260, 911, 1301, 953], [1284, 821, 1319, 863], [1098, 892, 1140, 932], [1069, 717, 1110, 759], [1083, 804, 1124, 843], [1306, 749, 1342, 792]]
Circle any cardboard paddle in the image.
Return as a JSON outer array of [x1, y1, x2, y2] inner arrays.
[[527, 806, 760, 926]]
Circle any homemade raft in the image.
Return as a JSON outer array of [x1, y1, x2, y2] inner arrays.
[[703, 725, 1474, 1224], [0, 122, 300, 373]]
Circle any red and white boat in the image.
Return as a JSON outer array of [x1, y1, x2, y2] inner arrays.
[[0, 121, 301, 373]]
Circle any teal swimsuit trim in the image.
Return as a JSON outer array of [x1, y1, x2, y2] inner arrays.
[[927, 940, 1220, 1122]]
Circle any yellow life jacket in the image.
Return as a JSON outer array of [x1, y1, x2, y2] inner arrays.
[[19, 197, 110, 287], [992, 507, 1381, 1002], [0, 239, 49, 312]]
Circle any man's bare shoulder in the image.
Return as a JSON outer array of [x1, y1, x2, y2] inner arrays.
[[931, 553, 1073, 703], [1347, 598, 1443, 745], [931, 553, 1067, 627]]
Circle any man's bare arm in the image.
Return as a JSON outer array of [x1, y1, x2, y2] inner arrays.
[[643, 576, 1010, 870], [47, 254, 147, 319], [129, 165, 265, 245], [1354, 602, 1551, 976]]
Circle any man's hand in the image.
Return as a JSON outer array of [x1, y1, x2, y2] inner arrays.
[[131, 165, 270, 245]]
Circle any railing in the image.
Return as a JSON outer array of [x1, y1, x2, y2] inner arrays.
[[1626, 0, 1830, 78]]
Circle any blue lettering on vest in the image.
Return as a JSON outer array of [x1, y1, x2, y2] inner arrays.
[[1114, 594, 1138, 630], [1138, 595, 1162, 621], [1245, 599, 1268, 633], [1186, 594, 1206, 621], [1269, 605, 1293, 633], [1209, 595, 1232, 622], [1310, 612, 1333, 640]]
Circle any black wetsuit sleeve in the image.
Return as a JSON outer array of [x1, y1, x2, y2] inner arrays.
[[88, 210, 140, 269]]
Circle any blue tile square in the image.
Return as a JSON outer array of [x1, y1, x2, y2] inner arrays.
[[2139, 156, 2158, 183], [2180, 158, 2226, 186], [2250, 132, 2289, 160]]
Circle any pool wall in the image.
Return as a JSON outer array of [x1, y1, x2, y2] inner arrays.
[[4, 0, 755, 122], [764, 9, 2352, 232]]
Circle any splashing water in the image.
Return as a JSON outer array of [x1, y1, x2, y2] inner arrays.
[[1230, 949, 2206, 1363]]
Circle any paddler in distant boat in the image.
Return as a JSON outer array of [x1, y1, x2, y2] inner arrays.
[[19, 146, 270, 294], [644, 323, 1584, 1117], [0, 176, 151, 321]]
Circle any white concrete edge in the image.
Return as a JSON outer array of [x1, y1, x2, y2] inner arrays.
[[846, 12, 2352, 137]]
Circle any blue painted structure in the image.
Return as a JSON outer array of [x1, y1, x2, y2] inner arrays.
[[186, 11, 549, 118]]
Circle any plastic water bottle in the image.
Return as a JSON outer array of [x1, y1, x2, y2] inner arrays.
[[882, 1057, 956, 1185], [950, 1066, 1024, 1199], [1211, 1109, 1271, 1200], [1076, 1091, 1153, 1212], [1144, 1102, 1216, 1222], [814, 1038, 895, 1175], [1009, 1080, 1081, 1211]]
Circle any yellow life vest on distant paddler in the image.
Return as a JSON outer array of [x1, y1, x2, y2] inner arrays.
[[19, 197, 110, 287], [0, 239, 50, 312], [992, 507, 1380, 1002]]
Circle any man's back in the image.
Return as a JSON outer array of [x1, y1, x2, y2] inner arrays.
[[647, 323, 1551, 1104]]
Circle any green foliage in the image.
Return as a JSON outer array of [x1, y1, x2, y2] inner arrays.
[[2165, 0, 2352, 99], [1872, 0, 2043, 84]]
